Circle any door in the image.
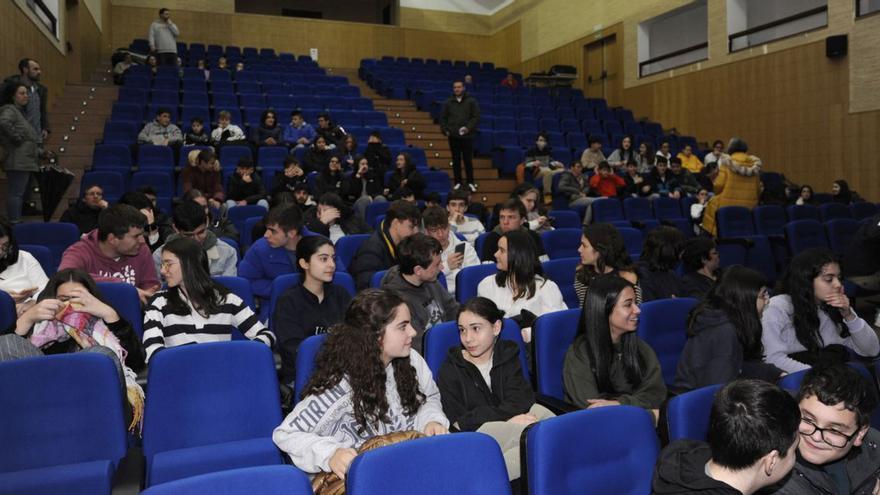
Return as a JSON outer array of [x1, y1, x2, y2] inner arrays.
[[583, 34, 621, 105]]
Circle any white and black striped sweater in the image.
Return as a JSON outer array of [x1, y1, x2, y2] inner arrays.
[[143, 290, 274, 362]]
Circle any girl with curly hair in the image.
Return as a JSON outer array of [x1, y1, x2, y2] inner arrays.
[[574, 223, 640, 307], [762, 248, 879, 373], [273, 288, 449, 479]]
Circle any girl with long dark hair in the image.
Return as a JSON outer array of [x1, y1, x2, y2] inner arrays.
[[574, 223, 640, 307], [0, 217, 48, 315], [607, 135, 636, 170], [387, 152, 426, 199], [273, 235, 352, 385], [142, 237, 274, 362], [273, 289, 448, 479], [674, 266, 783, 391], [762, 248, 878, 373], [831, 179, 853, 204], [563, 275, 666, 414], [438, 297, 554, 480], [636, 226, 685, 301], [795, 184, 815, 206], [252, 109, 282, 147], [477, 229, 566, 342], [512, 183, 552, 234]]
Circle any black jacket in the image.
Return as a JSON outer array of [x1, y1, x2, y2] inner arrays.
[[342, 167, 385, 201], [843, 213, 880, 277], [364, 143, 391, 171], [681, 272, 714, 300], [773, 429, 880, 495], [3, 75, 49, 134], [314, 170, 345, 198], [272, 283, 352, 384], [636, 264, 683, 302], [60, 200, 102, 234], [316, 124, 346, 148], [674, 308, 781, 392], [652, 440, 742, 494], [270, 172, 307, 197], [349, 224, 397, 290], [387, 168, 426, 199], [437, 339, 534, 432], [303, 205, 371, 237], [302, 147, 333, 174], [226, 173, 267, 204], [645, 170, 681, 196], [480, 228, 546, 262], [184, 130, 210, 146], [252, 125, 282, 147], [440, 93, 480, 138]]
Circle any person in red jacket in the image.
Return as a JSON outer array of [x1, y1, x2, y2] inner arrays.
[[589, 161, 625, 197]]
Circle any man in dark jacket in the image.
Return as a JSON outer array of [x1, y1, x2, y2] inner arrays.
[[652, 379, 800, 495], [480, 199, 546, 262], [303, 192, 371, 242], [61, 184, 108, 234], [5, 58, 49, 145], [680, 237, 719, 300], [771, 365, 880, 495], [380, 233, 458, 353], [440, 80, 480, 192], [350, 199, 421, 290], [315, 112, 346, 149]]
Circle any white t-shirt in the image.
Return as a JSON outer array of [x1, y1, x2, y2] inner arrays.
[[476, 274, 567, 338], [439, 230, 480, 295], [0, 250, 49, 302]]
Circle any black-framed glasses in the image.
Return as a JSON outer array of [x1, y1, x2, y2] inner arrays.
[[799, 418, 859, 448]]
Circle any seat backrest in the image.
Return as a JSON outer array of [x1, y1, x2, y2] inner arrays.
[[623, 197, 654, 221], [141, 466, 313, 495], [19, 244, 54, 276], [525, 407, 658, 495], [423, 319, 530, 383], [666, 384, 723, 442], [334, 234, 370, 273], [214, 276, 256, 311], [13, 222, 80, 270], [533, 309, 581, 399], [787, 204, 820, 222], [96, 281, 144, 338], [617, 227, 643, 259], [825, 218, 862, 255], [143, 342, 282, 463], [227, 205, 268, 240], [474, 231, 491, 260], [0, 291, 19, 346], [455, 263, 497, 304], [753, 205, 787, 236], [294, 333, 328, 403], [365, 201, 391, 227], [542, 257, 580, 309], [541, 228, 581, 260], [348, 433, 511, 495], [0, 353, 127, 472], [636, 298, 698, 385], [653, 197, 682, 220], [819, 203, 852, 222], [785, 220, 829, 255], [850, 202, 878, 220], [716, 206, 755, 237], [592, 199, 625, 223]]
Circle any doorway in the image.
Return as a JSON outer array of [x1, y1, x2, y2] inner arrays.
[[583, 34, 620, 104]]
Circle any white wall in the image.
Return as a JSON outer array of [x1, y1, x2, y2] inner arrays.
[[399, 0, 513, 15], [83, 0, 103, 31]]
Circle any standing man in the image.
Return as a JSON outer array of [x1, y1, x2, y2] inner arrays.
[[4, 58, 49, 148], [148, 8, 179, 66], [440, 80, 480, 192]]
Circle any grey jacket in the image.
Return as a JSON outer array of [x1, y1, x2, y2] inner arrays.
[[137, 120, 183, 145], [148, 20, 179, 53], [3, 75, 49, 134], [0, 104, 39, 172], [557, 170, 588, 203], [153, 232, 237, 277], [380, 265, 459, 353], [773, 428, 880, 495]]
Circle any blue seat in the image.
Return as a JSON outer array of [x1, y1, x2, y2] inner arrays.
[[365, 201, 391, 228], [110, 102, 144, 124], [715, 206, 755, 237], [819, 203, 853, 222], [348, 433, 511, 495], [454, 263, 497, 304], [143, 342, 283, 486], [380, 127, 406, 146], [214, 276, 256, 312], [257, 146, 289, 169], [82, 171, 124, 202], [785, 220, 829, 255], [592, 199, 627, 225], [548, 210, 581, 228], [617, 226, 644, 259], [533, 308, 581, 400], [18, 244, 53, 276], [423, 171, 451, 194], [141, 466, 312, 495], [131, 171, 174, 198], [753, 205, 788, 236], [541, 228, 581, 260], [102, 122, 138, 145], [636, 298, 698, 386], [227, 205, 269, 241], [0, 290, 14, 332], [666, 384, 723, 442], [92, 144, 133, 170], [423, 319, 530, 383], [652, 197, 683, 220], [524, 407, 659, 495], [294, 333, 327, 404], [370, 270, 387, 288], [137, 145, 174, 169], [825, 218, 862, 255], [268, 273, 356, 329], [787, 204, 821, 222], [542, 257, 580, 308], [335, 234, 370, 273], [13, 222, 79, 271], [96, 282, 144, 339], [220, 146, 253, 170], [850, 202, 878, 220], [362, 111, 389, 127], [0, 353, 128, 495]]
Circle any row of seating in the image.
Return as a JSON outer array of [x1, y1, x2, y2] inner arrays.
[[130, 38, 317, 63], [110, 100, 378, 126], [119, 87, 365, 107]]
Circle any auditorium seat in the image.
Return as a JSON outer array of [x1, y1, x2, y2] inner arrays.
[[666, 384, 722, 442], [785, 220, 829, 255], [541, 228, 581, 260], [141, 466, 312, 495], [825, 218, 862, 255], [636, 298, 698, 386], [13, 222, 79, 271], [422, 319, 529, 383], [533, 308, 581, 400], [82, 171, 124, 203], [542, 257, 580, 309], [454, 263, 497, 304], [97, 282, 144, 338]]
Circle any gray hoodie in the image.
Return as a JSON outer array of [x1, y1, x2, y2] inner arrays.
[[153, 232, 237, 278], [148, 19, 179, 54], [137, 120, 183, 145], [380, 265, 459, 353]]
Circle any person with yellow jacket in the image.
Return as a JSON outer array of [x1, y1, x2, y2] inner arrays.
[[700, 138, 762, 236], [676, 144, 703, 174]]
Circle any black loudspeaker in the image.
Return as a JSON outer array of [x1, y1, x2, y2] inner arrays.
[[826, 35, 847, 58]]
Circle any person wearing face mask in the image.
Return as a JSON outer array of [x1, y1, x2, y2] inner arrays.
[[152, 201, 238, 277], [563, 274, 666, 417], [303, 193, 371, 244], [519, 132, 565, 198]]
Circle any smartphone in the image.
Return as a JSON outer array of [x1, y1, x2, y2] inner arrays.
[[455, 243, 466, 255]]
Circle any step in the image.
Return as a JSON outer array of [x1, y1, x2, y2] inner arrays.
[[387, 118, 435, 127], [384, 110, 426, 120], [427, 158, 496, 171]]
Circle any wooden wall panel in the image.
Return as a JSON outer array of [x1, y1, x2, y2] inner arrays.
[[0, 2, 69, 102], [399, 7, 491, 33]]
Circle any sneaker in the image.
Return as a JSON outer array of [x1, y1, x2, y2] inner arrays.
[[468, 183, 478, 192], [453, 183, 462, 190]]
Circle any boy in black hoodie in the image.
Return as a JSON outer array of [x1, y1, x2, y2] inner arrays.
[[652, 379, 800, 495], [225, 157, 268, 209]]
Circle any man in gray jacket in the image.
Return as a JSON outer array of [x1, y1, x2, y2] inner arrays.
[[440, 81, 480, 192], [138, 107, 183, 146], [381, 233, 459, 353], [148, 8, 180, 66], [773, 364, 880, 494]]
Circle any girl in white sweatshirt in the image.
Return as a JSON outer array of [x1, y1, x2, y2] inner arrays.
[[272, 288, 449, 479]]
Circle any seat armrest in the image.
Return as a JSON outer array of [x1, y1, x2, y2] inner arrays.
[[111, 447, 144, 495]]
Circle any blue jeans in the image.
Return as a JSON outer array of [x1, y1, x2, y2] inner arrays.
[[5, 171, 32, 223]]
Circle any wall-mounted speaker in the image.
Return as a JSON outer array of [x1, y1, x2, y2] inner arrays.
[[826, 35, 847, 58]]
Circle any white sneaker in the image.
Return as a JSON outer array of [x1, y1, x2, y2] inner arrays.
[[468, 183, 478, 192], [454, 183, 462, 190]]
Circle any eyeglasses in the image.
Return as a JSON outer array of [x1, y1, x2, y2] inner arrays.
[[160, 260, 178, 270], [799, 417, 859, 448]]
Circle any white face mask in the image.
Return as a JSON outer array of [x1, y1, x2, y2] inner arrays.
[[148, 231, 160, 245]]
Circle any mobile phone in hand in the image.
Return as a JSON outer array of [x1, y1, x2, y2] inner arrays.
[[455, 243, 466, 254]]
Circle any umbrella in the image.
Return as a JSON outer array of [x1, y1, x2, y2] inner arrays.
[[36, 164, 74, 222]]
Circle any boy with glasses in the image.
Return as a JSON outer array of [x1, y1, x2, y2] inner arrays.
[[152, 201, 237, 277], [774, 364, 880, 494]]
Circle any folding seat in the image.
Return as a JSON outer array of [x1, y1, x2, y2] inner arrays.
[[219, 145, 253, 171], [236, 80, 261, 95], [516, 106, 537, 120], [787, 204, 821, 222], [422, 171, 451, 194], [523, 407, 659, 495], [18, 244, 53, 275], [716, 206, 755, 237], [652, 197, 691, 236], [516, 117, 537, 133], [556, 107, 576, 121], [851, 202, 878, 220], [227, 205, 268, 241], [81, 170, 124, 203], [238, 93, 266, 109], [643, 121, 663, 136], [142, 342, 283, 486], [137, 145, 174, 169], [495, 104, 515, 118], [111, 102, 144, 124], [92, 144, 133, 170], [380, 127, 406, 146], [209, 79, 233, 95], [182, 78, 207, 94], [494, 116, 515, 131], [819, 203, 853, 222], [532, 308, 584, 400], [825, 218, 862, 255], [15, 222, 78, 278], [582, 120, 603, 136], [96, 281, 143, 338], [210, 69, 232, 82], [0, 353, 129, 495], [365, 202, 391, 228], [753, 205, 787, 236], [538, 118, 560, 132], [614, 108, 635, 122], [349, 97, 374, 111], [123, 75, 151, 90], [268, 94, 295, 108], [181, 92, 209, 108], [423, 319, 528, 382], [518, 131, 536, 147], [241, 107, 265, 127], [624, 121, 643, 135], [131, 170, 174, 200], [361, 111, 389, 128], [542, 257, 580, 308], [565, 132, 587, 153], [455, 263, 497, 304], [262, 81, 288, 96], [118, 87, 147, 106], [213, 277, 254, 314], [636, 297, 698, 385], [666, 384, 723, 442], [621, 197, 660, 231], [541, 228, 581, 260], [102, 122, 138, 145], [603, 120, 623, 135], [591, 199, 629, 228], [560, 118, 580, 133], [785, 219, 829, 255], [151, 77, 179, 92], [211, 92, 239, 110], [141, 466, 312, 495], [257, 146, 289, 169]]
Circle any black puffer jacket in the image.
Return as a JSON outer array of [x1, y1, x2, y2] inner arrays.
[[437, 339, 534, 432], [772, 429, 880, 495], [652, 440, 742, 494]]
